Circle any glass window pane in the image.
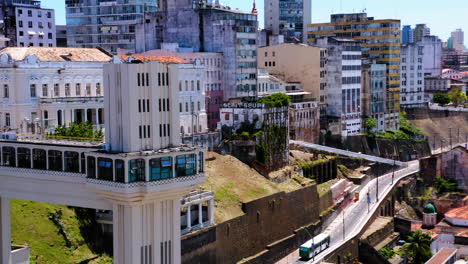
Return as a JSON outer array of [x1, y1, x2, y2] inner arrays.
[[48, 150, 62, 171], [32, 149, 46, 170], [64, 151, 79, 172], [98, 158, 113, 181], [2, 147, 16, 167], [115, 159, 125, 183], [17, 147, 31, 168], [87, 156, 96, 178], [128, 159, 145, 182]]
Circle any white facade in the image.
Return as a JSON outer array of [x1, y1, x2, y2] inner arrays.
[[257, 69, 287, 96], [0, 47, 111, 134], [173, 62, 208, 137], [400, 43, 425, 107], [14, 6, 55, 47], [442, 69, 464, 80], [421, 35, 443, 76]]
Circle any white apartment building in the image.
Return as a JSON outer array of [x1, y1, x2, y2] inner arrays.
[[14, 6, 55, 47], [421, 35, 443, 76], [116, 55, 207, 138], [0, 0, 56, 47], [317, 37, 362, 136], [400, 43, 425, 107], [0, 47, 111, 134]]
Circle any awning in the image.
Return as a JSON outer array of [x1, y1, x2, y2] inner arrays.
[[38, 32, 44, 35], [27, 31, 36, 35]]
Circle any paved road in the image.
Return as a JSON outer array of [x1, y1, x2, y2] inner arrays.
[[277, 142, 466, 264]]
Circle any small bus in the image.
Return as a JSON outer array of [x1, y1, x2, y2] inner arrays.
[[299, 233, 331, 259]]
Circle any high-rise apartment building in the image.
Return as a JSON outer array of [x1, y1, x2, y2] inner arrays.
[[400, 43, 425, 108], [362, 62, 387, 132], [421, 35, 442, 76], [402, 25, 414, 45], [308, 13, 401, 130], [0, 0, 55, 47], [135, 1, 258, 101], [315, 37, 362, 136], [264, 0, 311, 43], [451, 29, 465, 51], [65, 0, 157, 54], [413, 24, 430, 42]]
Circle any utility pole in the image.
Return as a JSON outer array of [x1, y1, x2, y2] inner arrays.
[[376, 173, 379, 202], [342, 209, 345, 240], [449, 127, 452, 149]]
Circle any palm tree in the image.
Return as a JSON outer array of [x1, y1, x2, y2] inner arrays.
[[403, 230, 433, 264]]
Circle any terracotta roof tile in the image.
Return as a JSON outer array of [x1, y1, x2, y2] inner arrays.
[[0, 47, 111, 62], [445, 206, 468, 220], [426, 248, 457, 264], [118, 55, 188, 64]]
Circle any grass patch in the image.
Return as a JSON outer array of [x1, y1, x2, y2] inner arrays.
[[11, 199, 112, 264]]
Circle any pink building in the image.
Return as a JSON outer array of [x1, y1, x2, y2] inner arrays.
[[133, 49, 224, 131], [442, 69, 464, 80]]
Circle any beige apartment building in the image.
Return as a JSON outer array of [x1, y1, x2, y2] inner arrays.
[[258, 43, 321, 101]]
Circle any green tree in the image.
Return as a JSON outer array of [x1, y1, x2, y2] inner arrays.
[[379, 247, 396, 260], [448, 87, 467, 106], [403, 230, 433, 264], [433, 93, 450, 106], [51, 122, 104, 141], [257, 93, 291, 107], [434, 177, 458, 193], [364, 117, 377, 135]]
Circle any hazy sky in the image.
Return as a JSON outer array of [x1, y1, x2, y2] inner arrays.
[[43, 0, 467, 45]]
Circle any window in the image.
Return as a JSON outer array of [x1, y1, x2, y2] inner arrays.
[[65, 83, 70, 96], [30, 84, 36, 97], [86, 84, 91, 95], [75, 83, 81, 96], [3, 84, 9, 98], [197, 80, 200, 91], [97, 158, 113, 181], [2, 147, 15, 167], [48, 33, 52, 39], [18, 9, 22, 15], [198, 152, 204, 172], [191, 80, 194, 91], [32, 149, 46, 169], [96, 83, 101, 95], [19, 31, 24, 36], [42, 84, 48, 97], [5, 113, 10, 127], [48, 150, 63, 171], [27, 10, 32, 17], [47, 22, 51, 29], [197, 101, 200, 111], [18, 21, 23, 27], [17, 148, 31, 168], [179, 81, 182, 91], [37, 11, 41, 17], [64, 151, 79, 172], [185, 80, 188, 91], [53, 83, 59, 96], [175, 154, 196, 177], [86, 156, 96, 178], [128, 159, 145, 182], [28, 21, 32, 28], [150, 157, 173, 180], [115, 159, 125, 183]]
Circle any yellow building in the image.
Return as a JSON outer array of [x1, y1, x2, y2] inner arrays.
[[308, 13, 401, 130], [257, 43, 321, 101]]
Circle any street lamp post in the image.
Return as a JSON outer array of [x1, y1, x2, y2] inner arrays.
[[391, 159, 395, 185]]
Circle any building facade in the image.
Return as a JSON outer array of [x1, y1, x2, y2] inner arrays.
[[362, 62, 387, 132], [308, 13, 401, 130], [135, 1, 258, 100], [289, 101, 320, 143], [400, 43, 425, 107], [0, 47, 111, 134], [116, 55, 208, 139], [451, 29, 465, 51], [421, 35, 443, 76], [264, 0, 311, 43], [316, 37, 362, 136], [136, 49, 224, 131], [258, 43, 321, 100], [0, 0, 56, 47], [56, 25, 67, 47], [65, 0, 157, 54]]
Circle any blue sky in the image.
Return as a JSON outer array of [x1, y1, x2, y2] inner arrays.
[[43, 0, 467, 45]]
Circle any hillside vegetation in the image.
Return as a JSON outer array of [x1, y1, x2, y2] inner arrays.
[[11, 199, 112, 264]]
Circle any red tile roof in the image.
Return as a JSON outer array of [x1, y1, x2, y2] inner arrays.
[[445, 206, 468, 220], [426, 248, 457, 264], [117, 55, 188, 64]]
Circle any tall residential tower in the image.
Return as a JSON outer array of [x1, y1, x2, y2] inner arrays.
[[308, 13, 401, 130], [264, 0, 311, 43], [65, 0, 157, 54]]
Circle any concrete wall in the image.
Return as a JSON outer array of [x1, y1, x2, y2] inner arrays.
[[181, 185, 321, 264]]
